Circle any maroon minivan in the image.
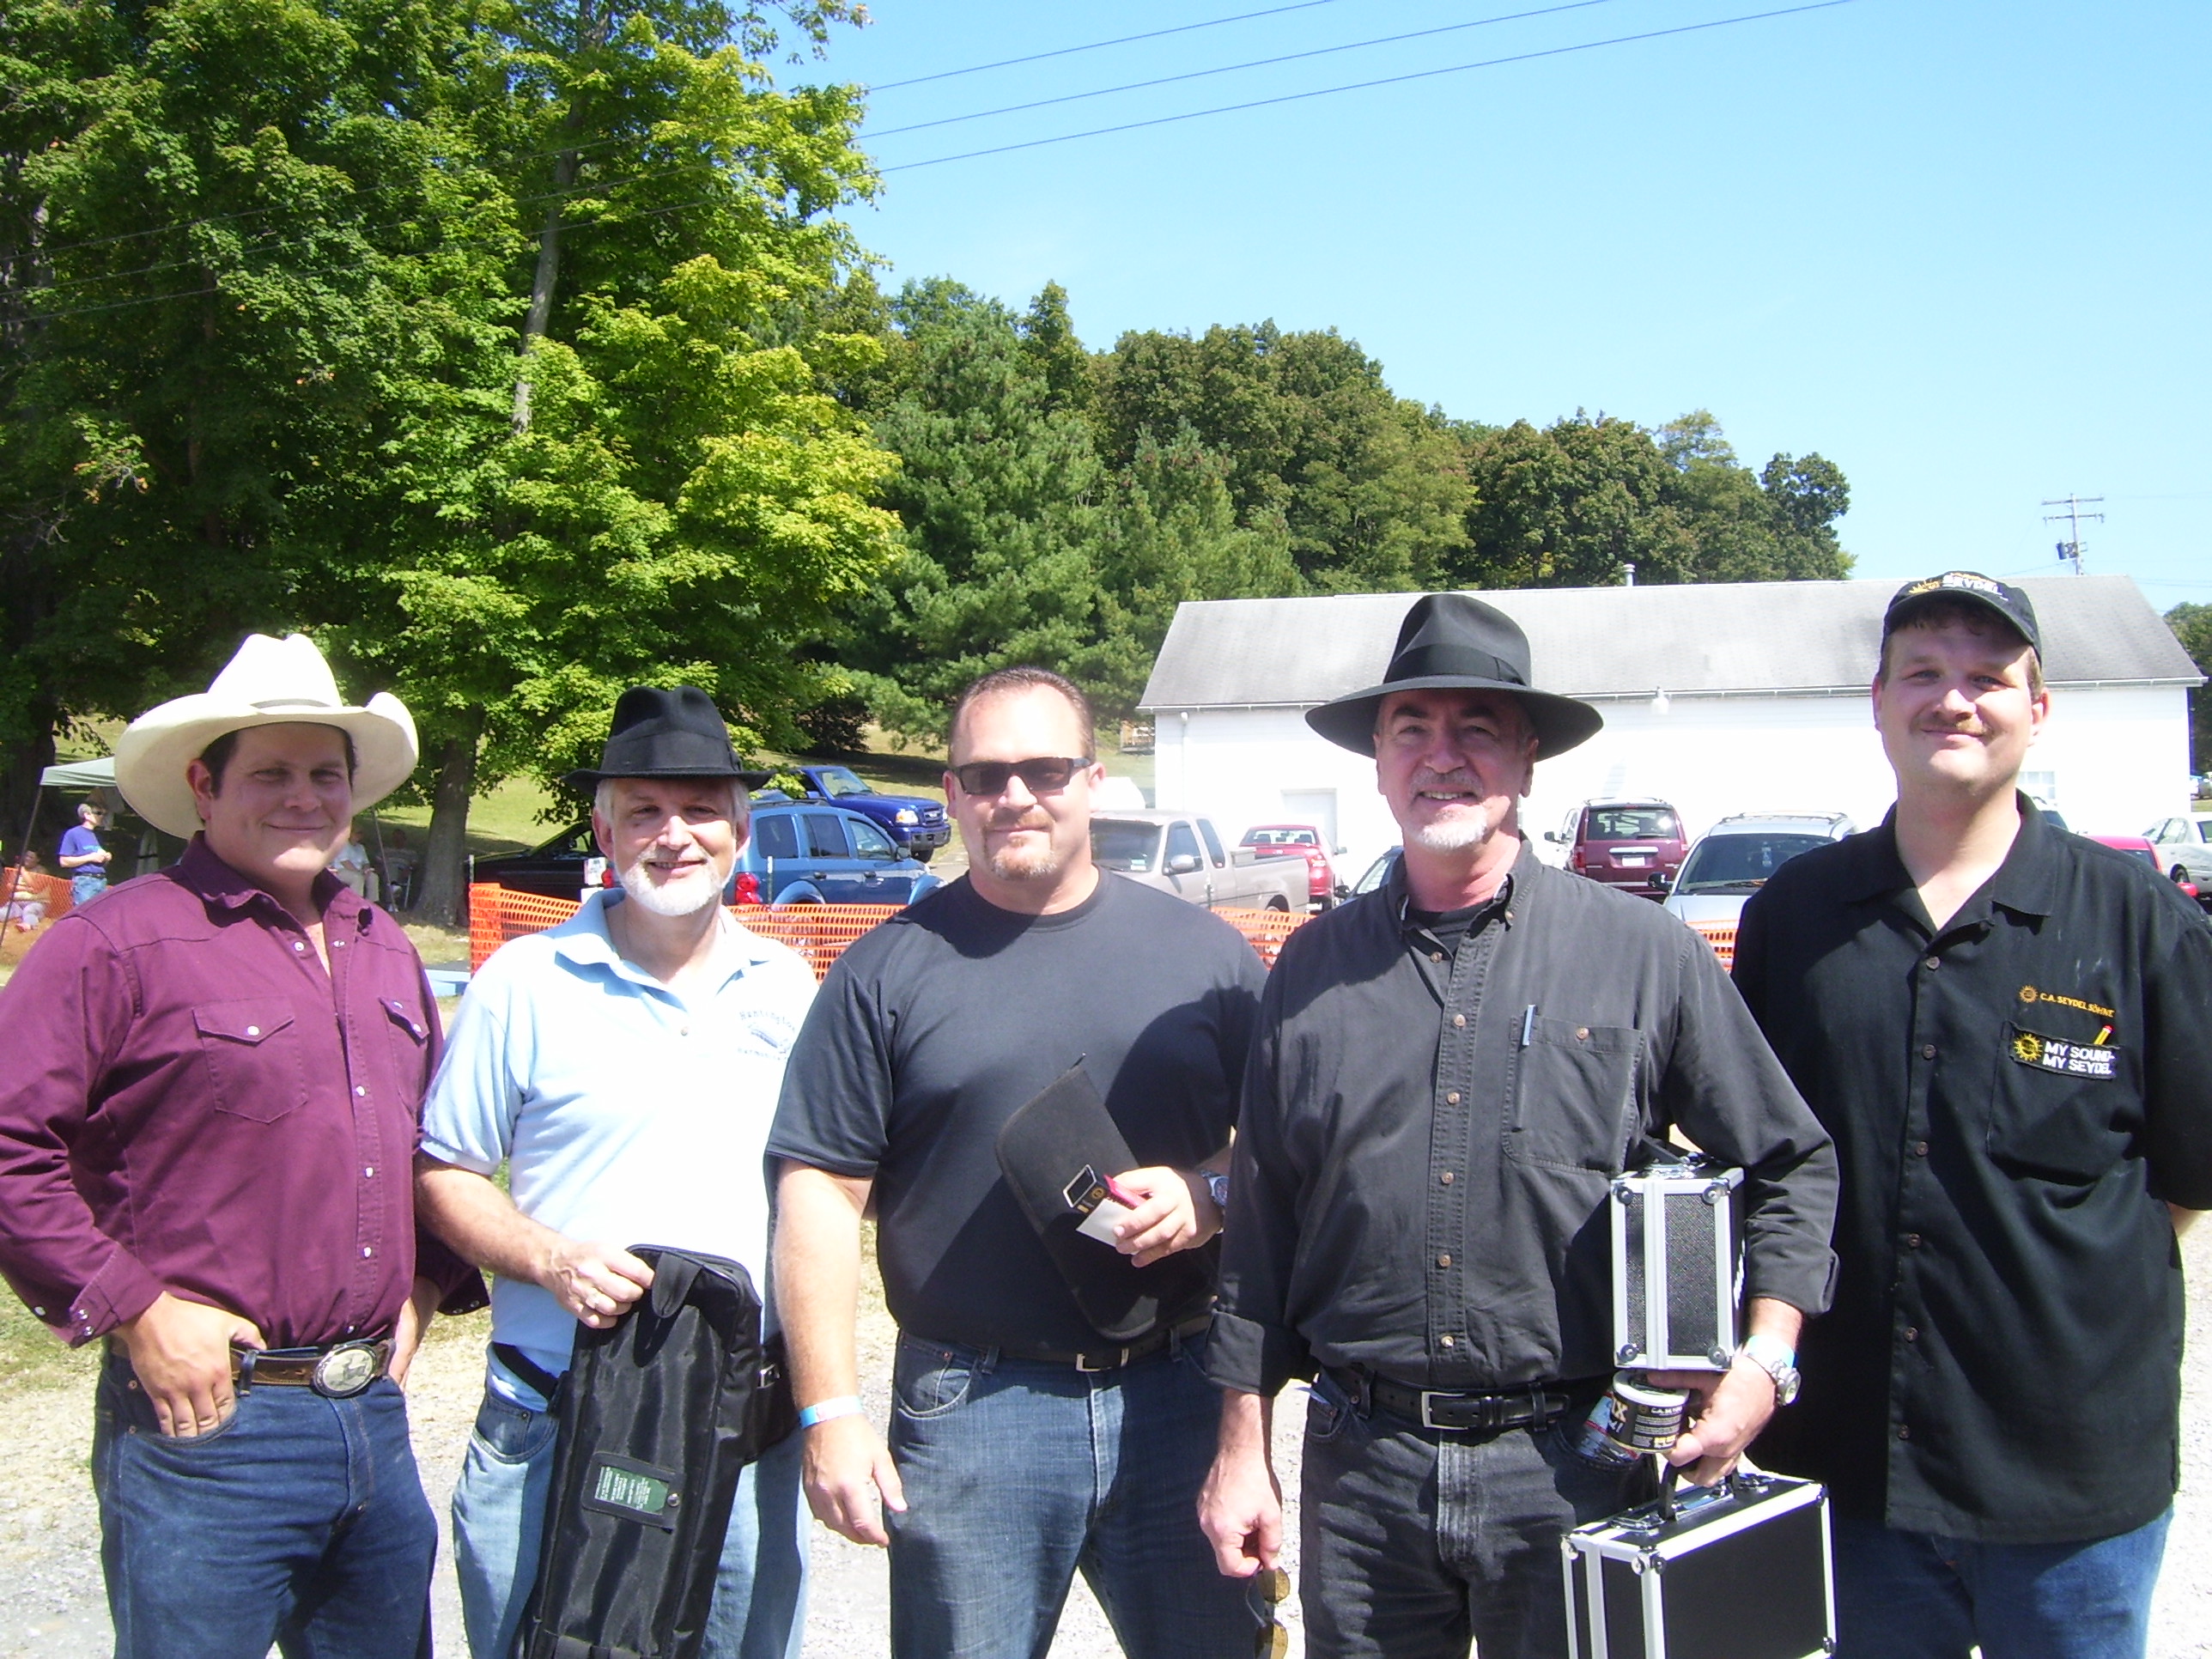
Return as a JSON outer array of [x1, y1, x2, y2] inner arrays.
[[1550, 799, 1687, 896]]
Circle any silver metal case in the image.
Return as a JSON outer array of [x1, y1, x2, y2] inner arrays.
[[1563, 1471, 1835, 1659], [1609, 1160, 1742, 1370]]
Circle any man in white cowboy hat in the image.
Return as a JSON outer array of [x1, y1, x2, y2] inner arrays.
[[415, 685, 820, 1659], [0, 632, 481, 1659], [1196, 592, 1839, 1658]]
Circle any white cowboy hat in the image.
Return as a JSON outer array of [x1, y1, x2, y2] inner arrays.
[[114, 634, 418, 838]]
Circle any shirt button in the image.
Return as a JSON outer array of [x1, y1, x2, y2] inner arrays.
[[678, 1025, 690, 1036], [1445, 1091, 1462, 1105], [1904, 1233, 1923, 1248], [1451, 1014, 1467, 1029], [1439, 1334, 1455, 1347], [1923, 957, 1941, 971], [1440, 1171, 1455, 1185], [362, 1246, 374, 1258], [245, 1025, 260, 1037], [1920, 1044, 1936, 1060], [1903, 1327, 1920, 1342], [294, 940, 307, 952], [1897, 1425, 1911, 1440], [1430, 951, 1444, 963], [363, 1167, 374, 1179], [31, 1306, 44, 1317], [1437, 1254, 1452, 1268], [1913, 1141, 1929, 1158], [1576, 1026, 1590, 1041], [356, 1085, 368, 1097]]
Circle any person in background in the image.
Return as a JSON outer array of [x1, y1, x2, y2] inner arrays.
[[57, 800, 112, 907], [331, 826, 375, 901], [3, 848, 49, 931], [0, 632, 481, 1658]]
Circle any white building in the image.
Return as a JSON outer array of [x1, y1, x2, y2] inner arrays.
[[1139, 576, 2203, 881]]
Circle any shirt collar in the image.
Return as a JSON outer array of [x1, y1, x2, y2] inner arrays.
[[1841, 793, 2057, 921], [175, 834, 362, 928], [550, 888, 770, 992], [1388, 839, 1523, 935]]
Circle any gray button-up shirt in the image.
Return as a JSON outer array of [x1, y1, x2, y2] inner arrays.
[[1207, 843, 1838, 1397]]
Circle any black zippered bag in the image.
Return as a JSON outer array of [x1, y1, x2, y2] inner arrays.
[[518, 1245, 794, 1659]]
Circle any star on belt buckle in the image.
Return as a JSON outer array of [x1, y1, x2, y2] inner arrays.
[[312, 1340, 383, 1398]]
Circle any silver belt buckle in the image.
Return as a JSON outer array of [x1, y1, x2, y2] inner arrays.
[[1075, 1346, 1129, 1374], [312, 1340, 382, 1398], [1419, 1391, 1451, 1431]]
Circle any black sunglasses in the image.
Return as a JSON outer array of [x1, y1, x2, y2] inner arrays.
[[950, 756, 1092, 797]]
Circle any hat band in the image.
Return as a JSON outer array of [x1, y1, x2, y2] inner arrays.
[[1389, 642, 1528, 689], [250, 697, 342, 712]]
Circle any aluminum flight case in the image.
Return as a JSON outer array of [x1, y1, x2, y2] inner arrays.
[[1563, 1470, 1834, 1659], [1610, 1158, 1742, 1371]]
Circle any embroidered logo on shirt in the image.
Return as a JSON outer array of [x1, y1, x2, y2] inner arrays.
[[2016, 985, 2116, 1019], [2008, 1025, 2118, 1079]]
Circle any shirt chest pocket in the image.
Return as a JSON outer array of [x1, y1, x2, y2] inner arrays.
[[1985, 1025, 2132, 1184], [380, 996, 430, 1084], [1507, 1016, 1641, 1173], [192, 1001, 309, 1125]]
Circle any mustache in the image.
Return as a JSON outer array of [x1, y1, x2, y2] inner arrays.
[[1412, 769, 1480, 792]]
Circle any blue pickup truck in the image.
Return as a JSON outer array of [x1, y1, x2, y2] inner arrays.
[[791, 765, 951, 862]]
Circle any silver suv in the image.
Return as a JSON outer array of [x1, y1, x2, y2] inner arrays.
[[1662, 812, 1856, 930]]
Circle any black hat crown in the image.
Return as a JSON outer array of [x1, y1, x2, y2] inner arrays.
[[562, 686, 744, 788]]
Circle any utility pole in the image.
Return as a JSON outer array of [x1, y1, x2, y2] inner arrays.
[[2041, 495, 2104, 575]]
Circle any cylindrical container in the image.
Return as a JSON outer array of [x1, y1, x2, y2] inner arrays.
[[1565, 1390, 1644, 1469], [1610, 1370, 1690, 1453]]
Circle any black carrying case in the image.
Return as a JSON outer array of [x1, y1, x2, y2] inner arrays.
[[1562, 1469, 1835, 1659], [518, 1245, 795, 1659]]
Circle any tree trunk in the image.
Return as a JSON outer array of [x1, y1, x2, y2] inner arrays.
[[413, 707, 484, 928], [0, 714, 57, 868], [510, 0, 604, 433]]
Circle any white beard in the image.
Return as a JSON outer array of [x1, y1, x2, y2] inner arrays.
[[619, 858, 723, 917], [1409, 807, 1501, 853]]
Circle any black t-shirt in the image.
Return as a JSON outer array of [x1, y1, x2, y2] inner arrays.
[[767, 872, 1267, 1352], [1734, 802, 2212, 1544]]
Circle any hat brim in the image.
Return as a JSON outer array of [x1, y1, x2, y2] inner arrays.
[[113, 694, 419, 840], [1305, 675, 1604, 761]]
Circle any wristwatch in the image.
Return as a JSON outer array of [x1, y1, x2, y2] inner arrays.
[[1738, 1333, 1801, 1406], [1199, 1170, 1230, 1214]]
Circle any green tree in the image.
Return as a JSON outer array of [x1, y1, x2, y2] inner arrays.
[[2167, 602, 2212, 775]]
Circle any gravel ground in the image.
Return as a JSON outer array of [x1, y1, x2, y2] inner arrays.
[[7, 1229, 2208, 1658]]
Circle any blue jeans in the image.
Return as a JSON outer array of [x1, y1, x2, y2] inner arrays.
[[884, 1327, 1261, 1659], [92, 1352, 436, 1659], [449, 1377, 807, 1659], [1297, 1370, 1642, 1658], [71, 872, 106, 907], [1832, 1511, 2172, 1659]]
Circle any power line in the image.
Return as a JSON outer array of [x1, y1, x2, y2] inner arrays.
[[871, 0, 1355, 92], [868, 0, 1631, 141], [878, 0, 1858, 173]]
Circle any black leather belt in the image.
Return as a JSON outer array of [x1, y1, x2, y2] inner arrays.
[[233, 1340, 392, 1398], [1333, 1366, 1595, 1433], [1006, 1315, 1212, 1373]]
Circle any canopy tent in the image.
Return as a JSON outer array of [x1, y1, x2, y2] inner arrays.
[[39, 756, 115, 791]]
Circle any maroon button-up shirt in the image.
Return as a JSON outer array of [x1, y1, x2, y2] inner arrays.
[[0, 837, 477, 1347]]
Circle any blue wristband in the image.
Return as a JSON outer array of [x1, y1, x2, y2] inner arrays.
[[797, 1395, 862, 1430]]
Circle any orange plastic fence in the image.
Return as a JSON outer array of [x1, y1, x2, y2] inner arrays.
[[0, 868, 71, 962], [468, 884, 1317, 978], [465, 885, 1732, 980]]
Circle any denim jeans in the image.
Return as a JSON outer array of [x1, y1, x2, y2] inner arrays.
[[884, 1327, 1260, 1659], [92, 1352, 436, 1659], [71, 872, 106, 907], [1297, 1370, 1641, 1659], [449, 1378, 807, 1659], [1832, 1510, 2172, 1659]]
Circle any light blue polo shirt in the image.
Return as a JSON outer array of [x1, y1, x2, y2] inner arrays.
[[421, 890, 817, 1404]]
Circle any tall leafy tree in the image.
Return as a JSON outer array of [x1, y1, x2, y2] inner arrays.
[[2166, 602, 2212, 775]]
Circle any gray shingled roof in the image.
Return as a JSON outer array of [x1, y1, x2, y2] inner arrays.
[[1139, 575, 2201, 709]]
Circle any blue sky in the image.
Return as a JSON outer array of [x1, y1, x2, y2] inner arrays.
[[793, 0, 2209, 611]]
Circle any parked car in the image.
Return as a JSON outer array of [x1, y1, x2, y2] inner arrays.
[[792, 764, 951, 861], [1352, 846, 1401, 896], [1089, 811, 1305, 910], [2145, 813, 2212, 900], [1662, 812, 1857, 930], [1239, 823, 1344, 911], [471, 800, 940, 908], [1545, 798, 1686, 896], [2093, 834, 2204, 908]]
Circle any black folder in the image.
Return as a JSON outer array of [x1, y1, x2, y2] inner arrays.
[[994, 1064, 1213, 1343]]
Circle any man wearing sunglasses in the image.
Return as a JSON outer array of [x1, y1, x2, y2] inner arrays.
[[769, 665, 1270, 1657]]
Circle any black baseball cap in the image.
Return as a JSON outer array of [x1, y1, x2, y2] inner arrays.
[[1882, 571, 2041, 654]]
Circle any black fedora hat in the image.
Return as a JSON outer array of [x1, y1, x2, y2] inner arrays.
[[1305, 592, 1603, 760], [562, 686, 748, 790]]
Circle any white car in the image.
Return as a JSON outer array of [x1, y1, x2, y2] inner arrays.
[[1662, 812, 1856, 931], [2145, 813, 2212, 895]]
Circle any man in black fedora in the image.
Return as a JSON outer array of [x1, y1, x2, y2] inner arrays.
[[1196, 592, 1840, 1657], [416, 686, 821, 1657]]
